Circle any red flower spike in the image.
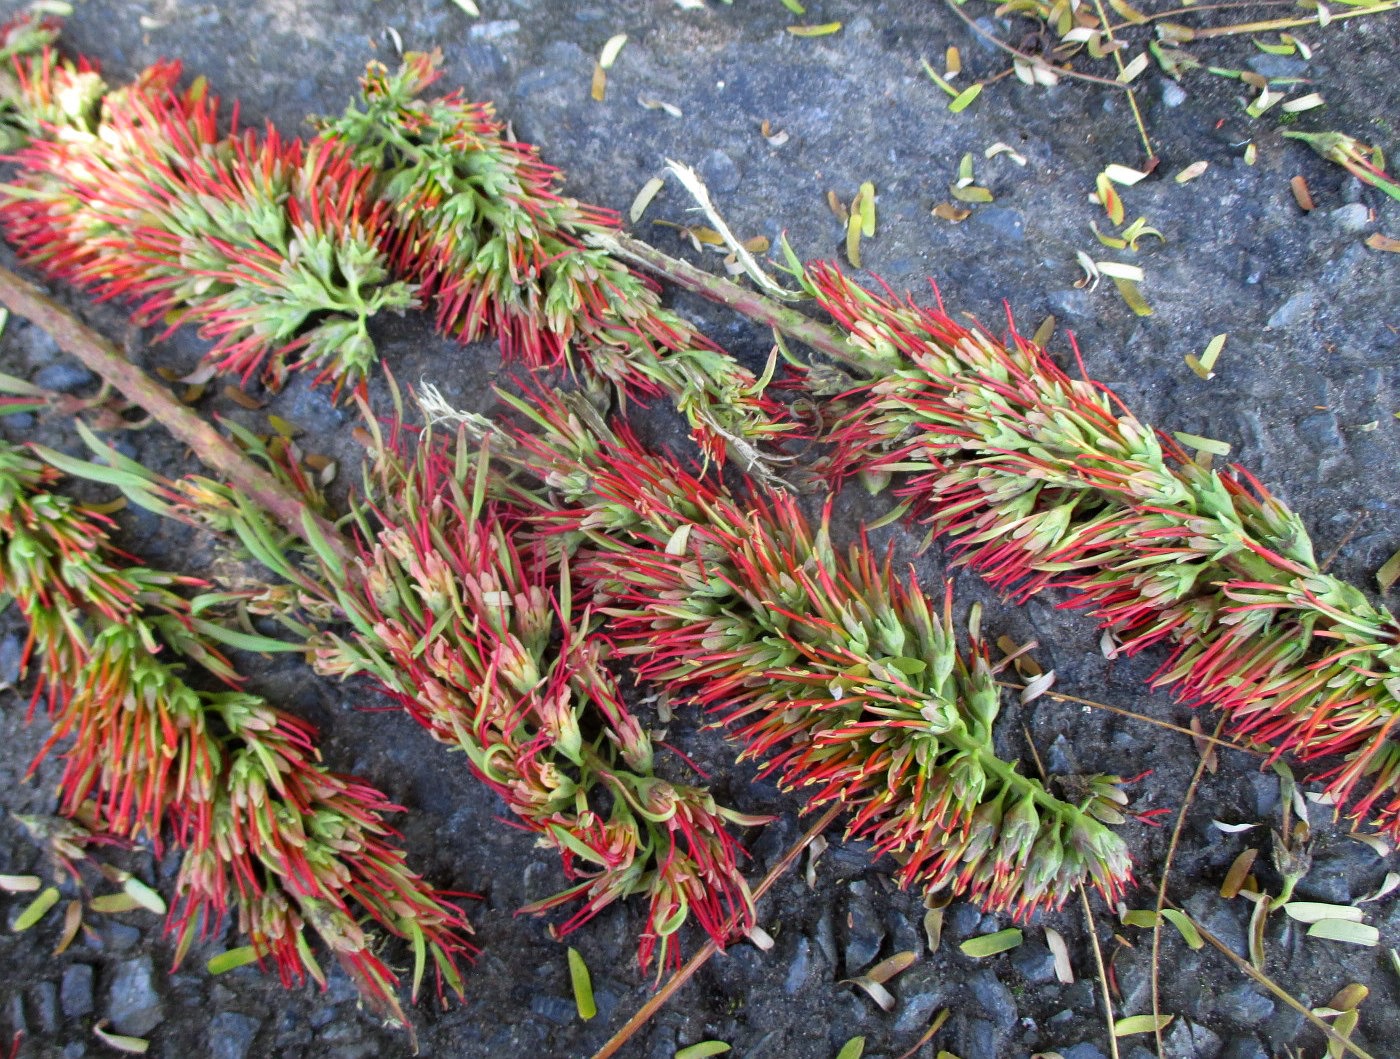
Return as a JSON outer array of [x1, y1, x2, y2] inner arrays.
[[199, 406, 759, 975], [318, 54, 793, 481], [0, 438, 474, 1027], [463, 386, 1136, 918], [0, 52, 415, 393], [796, 261, 1400, 838]]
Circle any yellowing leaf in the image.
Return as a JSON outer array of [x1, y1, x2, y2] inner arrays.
[[835, 1038, 866, 1059], [591, 63, 607, 102], [1307, 919, 1379, 946], [207, 945, 261, 975], [1108, 0, 1150, 23], [630, 176, 666, 224], [1283, 902, 1365, 924], [787, 22, 843, 36], [1113, 276, 1153, 316], [932, 203, 971, 223], [599, 33, 628, 70], [950, 184, 994, 203], [864, 950, 917, 984], [1115, 1014, 1174, 1036], [1162, 910, 1205, 950], [1366, 233, 1400, 253], [1096, 172, 1125, 225], [1175, 161, 1209, 183], [1045, 926, 1074, 983]]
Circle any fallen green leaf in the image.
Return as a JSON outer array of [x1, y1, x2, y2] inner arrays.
[[568, 946, 597, 1021], [960, 928, 1023, 958]]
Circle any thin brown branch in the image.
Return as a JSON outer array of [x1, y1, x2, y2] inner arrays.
[[0, 265, 351, 563], [1080, 886, 1121, 1059], [995, 681, 1261, 756], [590, 801, 845, 1059], [1151, 715, 1226, 1058], [592, 232, 865, 370]]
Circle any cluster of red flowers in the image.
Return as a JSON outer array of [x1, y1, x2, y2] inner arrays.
[[456, 389, 1138, 918], [0, 17, 414, 392], [178, 409, 762, 975], [0, 434, 473, 1026], [802, 262, 1400, 837], [318, 52, 789, 473]]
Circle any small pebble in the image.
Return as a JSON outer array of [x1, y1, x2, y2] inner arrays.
[[1161, 81, 1187, 108], [1218, 983, 1275, 1027], [698, 149, 740, 196], [33, 362, 96, 393], [61, 963, 95, 1019], [967, 970, 1017, 1030], [105, 956, 164, 1036], [971, 207, 1025, 241], [208, 1011, 261, 1059], [1011, 942, 1059, 985], [1329, 203, 1371, 234], [1221, 1036, 1270, 1059], [1266, 291, 1316, 330], [1063, 1044, 1109, 1059], [31, 980, 58, 1034], [528, 994, 576, 1026]]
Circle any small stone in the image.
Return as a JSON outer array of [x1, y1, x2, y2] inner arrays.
[[62, 1043, 86, 1059], [0, 633, 22, 688], [1246, 54, 1307, 78], [955, 1017, 1001, 1059], [102, 922, 142, 952], [528, 994, 576, 1025], [1185, 895, 1246, 958], [946, 902, 982, 937], [62, 964, 95, 1019], [967, 971, 1017, 1030], [1266, 291, 1316, 330], [1160, 81, 1187, 107], [1329, 203, 1371, 234], [469, 19, 520, 39], [1295, 412, 1344, 457], [697, 149, 740, 195], [1218, 983, 1274, 1027], [894, 985, 946, 1035], [33, 362, 96, 393], [784, 936, 813, 995], [1045, 735, 1072, 774], [1011, 943, 1058, 985], [843, 882, 885, 973], [105, 956, 164, 1036], [1045, 289, 1094, 322], [971, 207, 1025, 241], [1220, 1037, 1270, 1059], [1164, 1017, 1224, 1058], [1063, 1044, 1109, 1059], [208, 1011, 261, 1059], [31, 980, 58, 1034]]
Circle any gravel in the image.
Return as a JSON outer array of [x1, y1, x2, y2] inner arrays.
[[0, 2, 1397, 1057]]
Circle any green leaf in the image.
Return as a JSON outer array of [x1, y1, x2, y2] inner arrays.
[[835, 1037, 866, 1059], [949, 84, 982, 113], [1122, 909, 1161, 928], [1115, 1014, 1174, 1036], [1162, 909, 1204, 950], [676, 1044, 731, 1059], [959, 928, 1023, 957], [207, 945, 261, 975], [13, 885, 60, 931], [1307, 919, 1380, 946], [189, 619, 304, 656], [568, 947, 597, 1020]]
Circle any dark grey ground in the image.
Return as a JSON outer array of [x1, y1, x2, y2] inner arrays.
[[1, 1, 1398, 1057]]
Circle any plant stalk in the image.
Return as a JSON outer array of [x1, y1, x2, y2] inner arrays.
[[593, 232, 864, 369], [0, 265, 351, 563]]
